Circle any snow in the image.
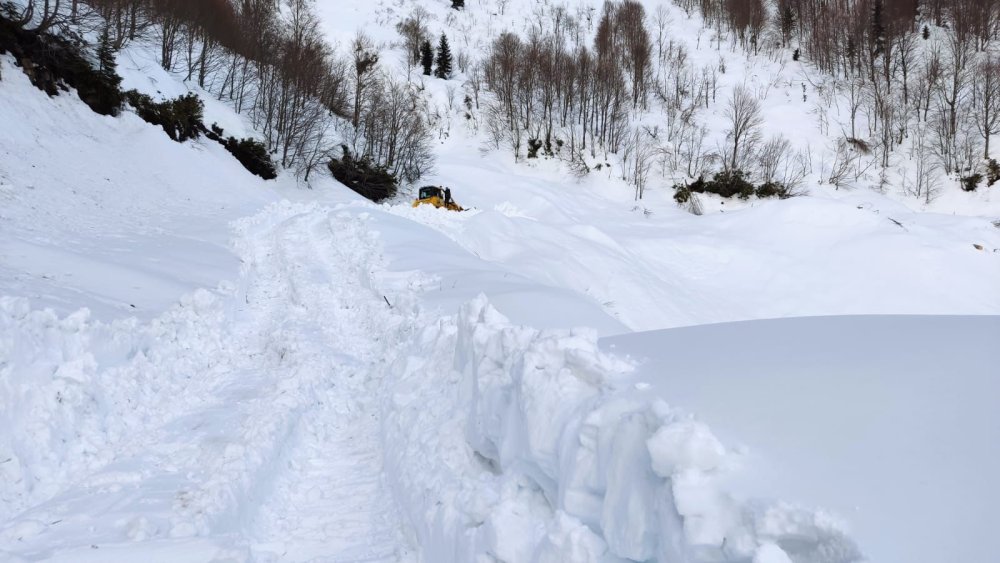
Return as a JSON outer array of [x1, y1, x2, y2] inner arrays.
[[383, 143, 1000, 331], [381, 296, 863, 563], [0, 203, 416, 561], [602, 315, 1000, 563], [0, 53, 280, 321], [3, 1, 1000, 561]]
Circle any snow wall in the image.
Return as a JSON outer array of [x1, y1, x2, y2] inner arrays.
[[381, 296, 861, 563]]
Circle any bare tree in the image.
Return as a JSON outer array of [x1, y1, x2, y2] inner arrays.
[[350, 32, 379, 129], [395, 7, 430, 68], [724, 85, 763, 171], [11, 0, 67, 34], [972, 53, 1000, 159]]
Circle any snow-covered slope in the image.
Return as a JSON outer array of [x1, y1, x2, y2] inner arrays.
[[0, 52, 281, 321], [383, 144, 1000, 331], [3, 0, 1000, 562]]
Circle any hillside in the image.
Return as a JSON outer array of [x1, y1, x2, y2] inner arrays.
[[1, 0, 999, 562]]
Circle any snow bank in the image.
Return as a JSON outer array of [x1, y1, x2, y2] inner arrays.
[[603, 315, 1000, 563], [382, 297, 861, 562], [0, 202, 412, 559], [0, 289, 230, 525], [0, 52, 279, 321]]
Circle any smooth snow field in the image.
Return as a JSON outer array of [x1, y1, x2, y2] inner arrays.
[[603, 316, 1000, 563], [3, 1, 1000, 561]]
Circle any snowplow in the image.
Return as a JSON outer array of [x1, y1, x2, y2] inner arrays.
[[413, 186, 463, 211]]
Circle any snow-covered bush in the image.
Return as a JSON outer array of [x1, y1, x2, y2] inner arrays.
[[124, 90, 204, 142]]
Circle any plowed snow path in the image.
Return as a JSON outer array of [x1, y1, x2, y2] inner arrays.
[[244, 207, 411, 562], [0, 203, 414, 561]]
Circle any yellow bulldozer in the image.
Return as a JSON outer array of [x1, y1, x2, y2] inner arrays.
[[413, 186, 464, 211]]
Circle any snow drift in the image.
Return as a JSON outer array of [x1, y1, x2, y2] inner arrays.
[[382, 297, 860, 563]]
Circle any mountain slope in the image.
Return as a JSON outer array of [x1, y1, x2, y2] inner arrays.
[[2, 1, 1000, 562]]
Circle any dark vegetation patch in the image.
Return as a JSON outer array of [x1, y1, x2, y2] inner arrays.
[[328, 147, 397, 202], [206, 124, 277, 180], [673, 170, 795, 204]]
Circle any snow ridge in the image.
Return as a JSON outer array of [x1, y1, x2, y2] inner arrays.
[[382, 296, 861, 562]]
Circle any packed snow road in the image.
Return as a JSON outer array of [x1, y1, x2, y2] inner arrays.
[[0, 203, 415, 561]]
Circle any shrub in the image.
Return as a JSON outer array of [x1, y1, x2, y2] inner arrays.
[[674, 171, 792, 203], [987, 159, 999, 187], [526, 138, 543, 159], [673, 184, 691, 203], [755, 181, 791, 199], [328, 147, 397, 202], [169, 94, 204, 141], [124, 90, 204, 142], [960, 173, 983, 192], [708, 170, 756, 199], [203, 123, 276, 180], [223, 137, 277, 180]]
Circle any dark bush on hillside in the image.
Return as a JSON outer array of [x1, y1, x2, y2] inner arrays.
[[709, 170, 756, 199], [960, 173, 983, 192], [673, 170, 793, 203], [328, 148, 397, 202], [526, 138, 543, 159], [987, 159, 999, 187], [222, 137, 276, 180], [203, 124, 277, 180], [755, 181, 792, 199], [124, 90, 204, 142], [0, 12, 122, 115], [673, 185, 692, 204]]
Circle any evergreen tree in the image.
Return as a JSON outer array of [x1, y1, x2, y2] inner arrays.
[[94, 24, 124, 115], [451, 0, 465, 9], [97, 25, 122, 90], [420, 40, 434, 76], [434, 34, 452, 79]]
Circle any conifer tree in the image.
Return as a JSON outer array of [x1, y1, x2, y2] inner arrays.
[[95, 24, 124, 114], [97, 25, 122, 90], [434, 34, 452, 79], [451, 0, 465, 9], [420, 40, 434, 76]]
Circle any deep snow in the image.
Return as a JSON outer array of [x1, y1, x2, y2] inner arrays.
[[3, 1, 1000, 561], [603, 315, 1000, 563]]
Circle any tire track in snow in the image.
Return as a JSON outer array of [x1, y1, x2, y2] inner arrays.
[[0, 203, 415, 561], [245, 208, 413, 562]]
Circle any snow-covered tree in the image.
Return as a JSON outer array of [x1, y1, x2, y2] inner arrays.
[[434, 34, 452, 79]]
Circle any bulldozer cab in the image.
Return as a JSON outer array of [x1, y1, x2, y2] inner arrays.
[[418, 186, 444, 200]]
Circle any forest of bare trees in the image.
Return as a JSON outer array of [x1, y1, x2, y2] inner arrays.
[[469, 0, 999, 200], [666, 0, 1000, 197], [6, 0, 1000, 198], [7, 0, 433, 184], [481, 1, 651, 163]]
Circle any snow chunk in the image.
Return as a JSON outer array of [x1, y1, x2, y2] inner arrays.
[[647, 420, 727, 477], [754, 542, 793, 563]]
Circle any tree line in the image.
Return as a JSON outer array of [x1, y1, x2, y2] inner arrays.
[[677, 0, 1000, 198], [8, 0, 434, 185], [463, 0, 999, 200], [479, 1, 651, 163]]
